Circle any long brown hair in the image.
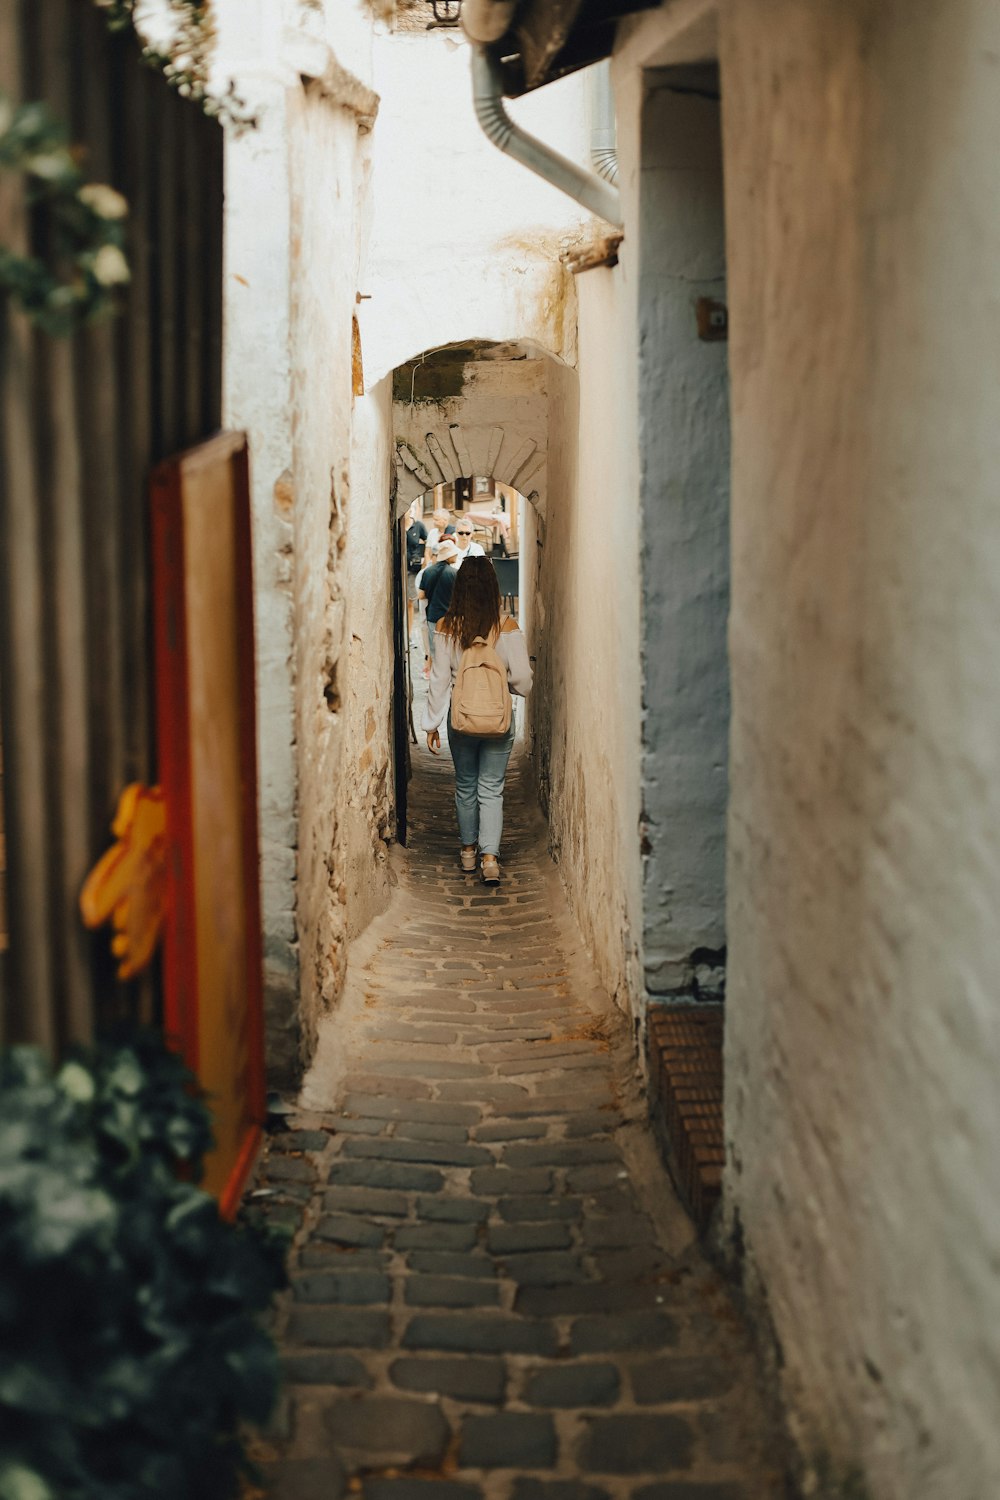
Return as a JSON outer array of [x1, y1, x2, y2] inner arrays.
[[438, 555, 501, 650]]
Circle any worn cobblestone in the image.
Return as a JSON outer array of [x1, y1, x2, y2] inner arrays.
[[324, 1397, 450, 1466], [328, 1160, 446, 1193], [459, 1413, 557, 1469], [291, 1271, 391, 1304], [524, 1364, 621, 1408], [322, 1186, 410, 1218], [390, 1357, 506, 1404], [344, 1137, 493, 1168], [570, 1314, 680, 1354], [576, 1414, 695, 1474], [406, 1251, 497, 1278], [486, 1222, 573, 1254], [402, 1314, 560, 1357], [281, 1351, 372, 1387], [500, 1251, 588, 1286], [261, 749, 781, 1499], [403, 1275, 501, 1308], [313, 1215, 385, 1249], [285, 1307, 392, 1349], [363, 1482, 481, 1500]]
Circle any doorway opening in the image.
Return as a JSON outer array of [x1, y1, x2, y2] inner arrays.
[[392, 478, 529, 844]]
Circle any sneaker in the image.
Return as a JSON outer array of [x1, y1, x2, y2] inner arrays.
[[460, 846, 478, 872], [480, 854, 500, 886]]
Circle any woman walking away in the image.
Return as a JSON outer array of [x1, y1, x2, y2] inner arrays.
[[423, 556, 532, 886]]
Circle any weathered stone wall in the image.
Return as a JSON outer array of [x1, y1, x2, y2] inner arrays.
[[217, 10, 304, 1083], [714, 0, 1000, 1493], [217, 1, 393, 1084], [286, 80, 372, 1068], [344, 374, 396, 942]]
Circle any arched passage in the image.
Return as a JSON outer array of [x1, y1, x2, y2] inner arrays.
[[387, 339, 571, 844], [391, 341, 556, 519]]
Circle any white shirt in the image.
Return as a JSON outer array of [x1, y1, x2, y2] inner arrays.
[[422, 623, 533, 733], [454, 541, 485, 565]]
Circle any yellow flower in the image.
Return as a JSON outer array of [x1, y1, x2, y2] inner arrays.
[[78, 182, 129, 221], [91, 243, 131, 287]]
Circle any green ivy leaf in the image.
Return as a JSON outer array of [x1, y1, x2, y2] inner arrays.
[[0, 1033, 283, 1496]]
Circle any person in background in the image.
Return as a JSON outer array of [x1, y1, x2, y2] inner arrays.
[[423, 556, 532, 887], [406, 511, 428, 569], [424, 508, 454, 564], [405, 510, 429, 640], [413, 552, 431, 679], [418, 537, 460, 664], [453, 519, 485, 564]]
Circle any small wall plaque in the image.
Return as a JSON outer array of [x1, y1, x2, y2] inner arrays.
[[696, 297, 728, 341]]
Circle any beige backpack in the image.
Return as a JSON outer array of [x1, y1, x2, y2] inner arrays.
[[451, 632, 512, 737]]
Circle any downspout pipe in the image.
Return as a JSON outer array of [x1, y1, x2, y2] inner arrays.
[[589, 60, 618, 184], [461, 0, 516, 43], [470, 45, 623, 229]]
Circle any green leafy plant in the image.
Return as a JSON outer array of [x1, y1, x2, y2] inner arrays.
[[0, 93, 131, 335], [0, 1033, 287, 1500]]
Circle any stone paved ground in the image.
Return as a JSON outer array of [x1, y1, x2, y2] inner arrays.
[[252, 736, 786, 1500]]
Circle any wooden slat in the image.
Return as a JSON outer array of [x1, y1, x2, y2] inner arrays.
[[35, 0, 97, 1042], [0, 0, 224, 1048], [0, 1, 57, 1048]]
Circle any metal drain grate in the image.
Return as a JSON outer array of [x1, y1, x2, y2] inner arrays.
[[647, 1004, 725, 1231]]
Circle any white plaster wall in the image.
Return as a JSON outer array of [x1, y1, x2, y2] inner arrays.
[[527, 267, 643, 1020], [361, 29, 593, 383], [715, 0, 1000, 1493], [216, 21, 302, 1082], [286, 81, 368, 1063], [215, 0, 392, 1081]]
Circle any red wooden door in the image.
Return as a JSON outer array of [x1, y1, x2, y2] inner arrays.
[[151, 432, 265, 1215]]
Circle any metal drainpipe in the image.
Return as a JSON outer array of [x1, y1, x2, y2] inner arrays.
[[461, 0, 516, 43], [470, 44, 623, 229], [589, 59, 618, 184]]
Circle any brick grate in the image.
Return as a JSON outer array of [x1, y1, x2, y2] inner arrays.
[[647, 1004, 724, 1231]]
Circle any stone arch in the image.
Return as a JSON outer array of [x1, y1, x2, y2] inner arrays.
[[391, 340, 560, 518]]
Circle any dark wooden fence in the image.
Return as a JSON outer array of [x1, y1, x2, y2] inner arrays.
[[0, 0, 223, 1049]]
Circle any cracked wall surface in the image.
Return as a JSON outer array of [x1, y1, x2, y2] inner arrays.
[[288, 76, 394, 1076]]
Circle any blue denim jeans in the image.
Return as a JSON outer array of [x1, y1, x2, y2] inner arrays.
[[448, 714, 516, 856]]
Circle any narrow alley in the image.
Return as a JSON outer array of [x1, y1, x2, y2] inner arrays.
[[255, 732, 782, 1499], [6, 3, 1000, 1497]]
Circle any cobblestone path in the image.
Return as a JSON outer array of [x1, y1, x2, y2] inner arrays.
[[256, 743, 784, 1500]]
